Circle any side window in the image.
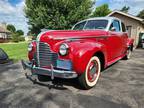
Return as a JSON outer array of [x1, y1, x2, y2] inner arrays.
[[109, 23, 114, 31], [110, 20, 121, 32], [122, 22, 126, 32], [73, 21, 86, 30]]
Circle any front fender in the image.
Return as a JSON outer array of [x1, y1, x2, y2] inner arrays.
[[69, 41, 107, 74]]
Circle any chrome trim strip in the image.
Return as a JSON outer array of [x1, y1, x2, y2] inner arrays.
[[37, 30, 56, 41], [33, 68, 78, 79], [37, 41, 40, 67], [36, 31, 47, 67], [53, 36, 108, 40], [34, 67, 76, 74]]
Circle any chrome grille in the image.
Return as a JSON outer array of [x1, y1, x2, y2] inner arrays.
[[37, 42, 58, 67]]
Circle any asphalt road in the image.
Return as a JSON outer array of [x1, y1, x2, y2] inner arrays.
[[0, 49, 144, 108]]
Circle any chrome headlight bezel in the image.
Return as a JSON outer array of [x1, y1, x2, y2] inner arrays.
[[28, 43, 33, 52], [59, 43, 69, 56]]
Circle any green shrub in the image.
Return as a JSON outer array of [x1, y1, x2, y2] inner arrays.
[[11, 33, 25, 42], [19, 36, 25, 41], [12, 33, 19, 43]]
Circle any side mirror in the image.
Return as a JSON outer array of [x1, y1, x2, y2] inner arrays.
[[110, 27, 116, 31]]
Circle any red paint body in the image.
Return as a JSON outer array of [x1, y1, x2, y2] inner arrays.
[[28, 29, 134, 75]]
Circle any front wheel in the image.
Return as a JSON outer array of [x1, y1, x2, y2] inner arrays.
[[78, 56, 101, 89]]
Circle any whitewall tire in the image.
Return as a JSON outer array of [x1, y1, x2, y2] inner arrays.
[[78, 56, 101, 89]]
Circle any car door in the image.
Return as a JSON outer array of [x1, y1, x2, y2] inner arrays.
[[121, 22, 128, 54], [108, 20, 123, 60]]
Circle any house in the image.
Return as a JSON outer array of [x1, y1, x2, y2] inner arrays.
[[0, 23, 11, 43], [107, 10, 144, 47]]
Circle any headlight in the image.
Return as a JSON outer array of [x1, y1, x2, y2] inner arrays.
[[28, 43, 33, 52], [59, 43, 69, 56]]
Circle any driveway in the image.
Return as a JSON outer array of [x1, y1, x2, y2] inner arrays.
[[0, 49, 144, 108]]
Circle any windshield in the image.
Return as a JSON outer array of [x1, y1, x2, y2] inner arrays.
[[73, 20, 108, 30]]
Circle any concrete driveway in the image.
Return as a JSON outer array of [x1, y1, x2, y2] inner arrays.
[[0, 49, 144, 108]]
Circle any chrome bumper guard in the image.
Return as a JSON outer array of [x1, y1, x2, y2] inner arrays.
[[21, 60, 78, 79]]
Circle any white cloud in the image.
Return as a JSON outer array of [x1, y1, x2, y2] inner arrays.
[[0, 0, 28, 35], [109, 0, 144, 15], [0, 0, 15, 14]]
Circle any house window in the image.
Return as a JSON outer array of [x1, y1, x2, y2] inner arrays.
[[126, 26, 132, 37]]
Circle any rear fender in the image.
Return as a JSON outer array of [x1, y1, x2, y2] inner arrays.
[[127, 38, 134, 50]]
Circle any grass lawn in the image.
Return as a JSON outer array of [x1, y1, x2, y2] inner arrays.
[[0, 42, 28, 62]]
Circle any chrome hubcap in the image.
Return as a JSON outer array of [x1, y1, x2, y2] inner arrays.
[[87, 61, 98, 82]]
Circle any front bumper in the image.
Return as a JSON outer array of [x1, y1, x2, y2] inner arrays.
[[21, 60, 78, 79]]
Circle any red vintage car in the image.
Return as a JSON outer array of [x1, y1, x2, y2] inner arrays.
[[22, 17, 134, 89]]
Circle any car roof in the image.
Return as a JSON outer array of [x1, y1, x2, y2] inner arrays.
[[78, 17, 121, 23]]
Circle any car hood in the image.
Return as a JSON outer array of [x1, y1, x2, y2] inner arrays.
[[39, 30, 108, 41], [38, 30, 108, 52]]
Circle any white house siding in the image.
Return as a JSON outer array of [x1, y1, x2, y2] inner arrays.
[[0, 33, 7, 39]]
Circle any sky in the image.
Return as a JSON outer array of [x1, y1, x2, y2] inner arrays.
[[0, 0, 28, 35], [0, 0, 144, 35]]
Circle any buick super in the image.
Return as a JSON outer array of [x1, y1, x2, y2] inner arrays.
[[22, 17, 134, 89]]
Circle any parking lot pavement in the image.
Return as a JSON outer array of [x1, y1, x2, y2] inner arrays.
[[0, 49, 144, 108]]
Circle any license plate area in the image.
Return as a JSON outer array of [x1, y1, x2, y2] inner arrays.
[[56, 60, 72, 71]]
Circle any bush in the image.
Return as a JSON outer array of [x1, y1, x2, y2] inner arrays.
[[11, 33, 25, 42], [19, 37, 25, 42], [12, 33, 19, 43]]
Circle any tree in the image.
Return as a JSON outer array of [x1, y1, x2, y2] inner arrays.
[[92, 4, 111, 17], [7, 24, 16, 33], [25, 0, 94, 35], [120, 6, 130, 13], [7, 24, 25, 42], [16, 30, 24, 36], [11, 33, 20, 42], [137, 9, 144, 19]]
